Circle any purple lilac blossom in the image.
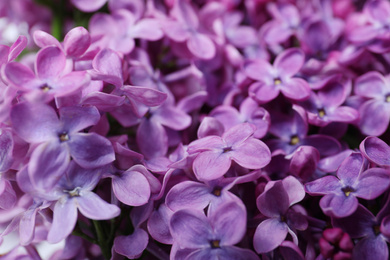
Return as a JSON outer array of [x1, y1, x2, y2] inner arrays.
[[10, 102, 115, 190], [188, 123, 271, 181], [305, 152, 390, 218], [253, 176, 307, 253], [354, 71, 390, 136], [244, 48, 311, 103], [170, 201, 259, 260], [332, 195, 390, 260], [4, 0, 390, 259]]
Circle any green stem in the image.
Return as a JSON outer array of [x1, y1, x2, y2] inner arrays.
[[93, 220, 111, 260], [71, 228, 96, 244], [51, 0, 65, 40]]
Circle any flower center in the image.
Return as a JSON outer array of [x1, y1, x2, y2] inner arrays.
[[40, 84, 52, 92], [318, 108, 326, 118], [274, 77, 282, 85], [66, 187, 81, 197], [210, 240, 220, 249], [373, 225, 381, 236], [386, 94, 390, 103], [59, 132, 69, 142], [289, 135, 300, 145], [212, 187, 222, 197], [341, 186, 355, 197], [144, 110, 152, 119], [222, 146, 232, 153]]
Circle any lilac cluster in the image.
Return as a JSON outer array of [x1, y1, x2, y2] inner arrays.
[[2, 0, 390, 259]]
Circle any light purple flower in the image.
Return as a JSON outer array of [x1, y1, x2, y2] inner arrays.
[[305, 152, 390, 218], [210, 97, 270, 138], [163, 0, 216, 59], [245, 48, 311, 103], [11, 102, 115, 190], [45, 162, 120, 243], [170, 201, 259, 260], [89, 9, 163, 55], [298, 79, 358, 127], [360, 136, 390, 167], [5, 46, 90, 102], [188, 123, 271, 181]]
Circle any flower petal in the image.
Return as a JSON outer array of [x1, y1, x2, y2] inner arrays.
[[64, 26, 91, 57], [170, 209, 211, 248], [211, 201, 247, 246], [67, 133, 115, 168], [230, 138, 271, 169], [114, 228, 149, 259], [35, 46, 66, 80], [48, 198, 77, 243], [28, 141, 70, 191], [187, 33, 216, 60], [112, 169, 151, 206], [360, 136, 390, 166], [253, 218, 288, 253], [193, 151, 231, 181], [166, 181, 213, 211], [274, 48, 304, 77], [77, 191, 120, 220]]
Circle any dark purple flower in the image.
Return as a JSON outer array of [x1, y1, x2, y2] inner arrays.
[[332, 195, 390, 260], [319, 228, 353, 260]]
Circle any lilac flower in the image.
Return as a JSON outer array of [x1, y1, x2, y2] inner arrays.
[[244, 48, 311, 103], [354, 71, 390, 136], [4, 46, 90, 102], [188, 123, 271, 181], [114, 228, 149, 259], [89, 9, 163, 55], [43, 162, 120, 243], [71, 0, 107, 12], [349, 0, 390, 53], [0, 35, 27, 68], [261, 3, 301, 45], [108, 164, 161, 206], [305, 152, 390, 218], [267, 108, 341, 157], [297, 79, 358, 127], [170, 201, 259, 260], [11, 102, 115, 190], [209, 97, 270, 138], [163, 0, 216, 59], [166, 170, 262, 214], [253, 176, 307, 253], [33, 27, 91, 61], [90, 48, 167, 116], [0, 128, 15, 210], [332, 196, 390, 260]]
